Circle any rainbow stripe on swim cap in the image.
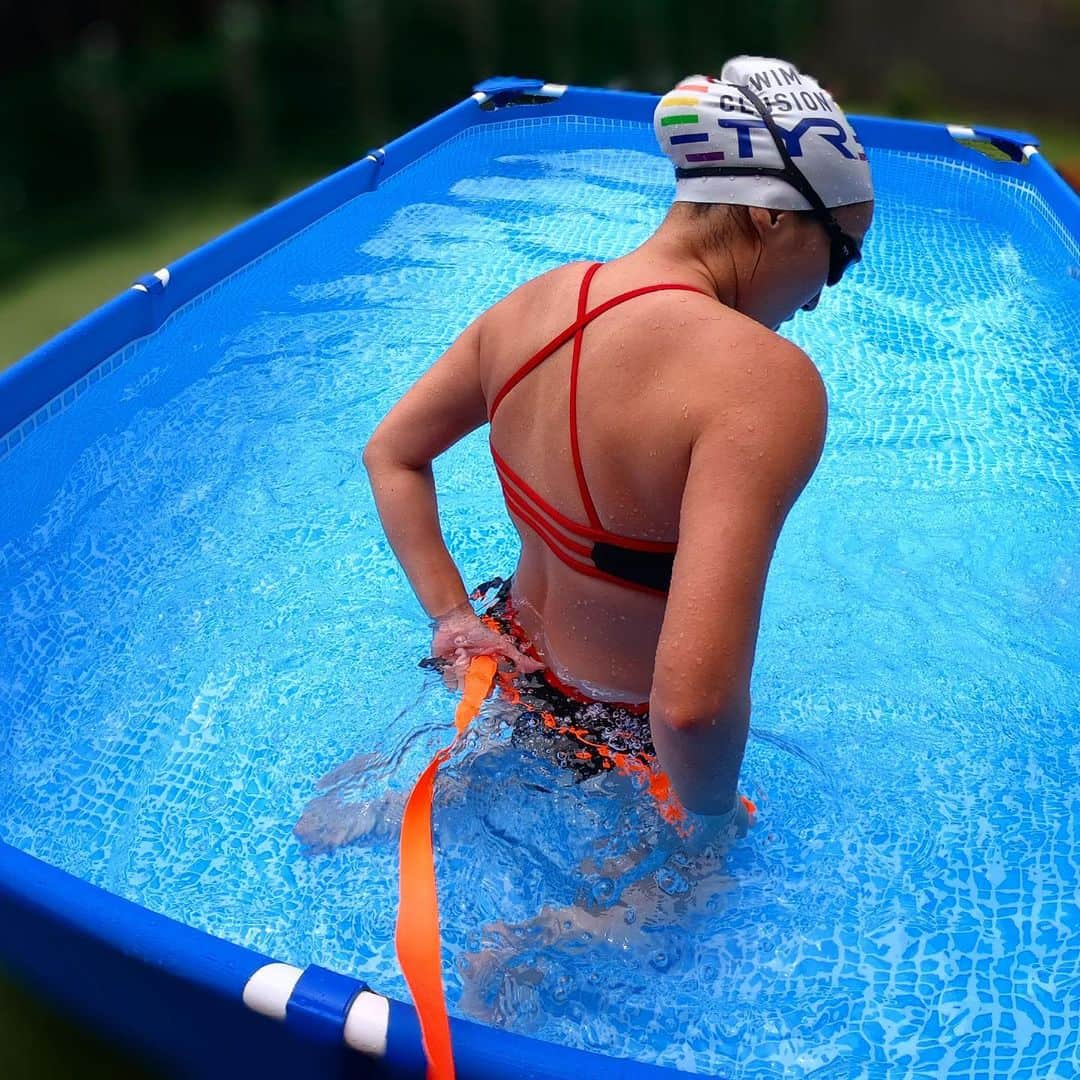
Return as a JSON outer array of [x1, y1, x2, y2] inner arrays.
[[654, 56, 873, 210]]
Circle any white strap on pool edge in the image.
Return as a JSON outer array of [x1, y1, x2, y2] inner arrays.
[[132, 267, 171, 293], [242, 962, 389, 1056], [947, 124, 978, 141], [343, 990, 390, 1056], [472, 82, 567, 106], [243, 962, 303, 1020], [947, 123, 1038, 164]]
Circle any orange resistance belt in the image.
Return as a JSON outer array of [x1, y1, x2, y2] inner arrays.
[[395, 654, 498, 1080]]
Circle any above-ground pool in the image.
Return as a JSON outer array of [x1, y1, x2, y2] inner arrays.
[[1, 79, 1078, 1078]]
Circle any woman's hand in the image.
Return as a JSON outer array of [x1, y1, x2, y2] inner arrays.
[[431, 603, 543, 690]]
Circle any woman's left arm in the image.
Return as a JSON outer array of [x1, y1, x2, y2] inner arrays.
[[362, 317, 490, 619]]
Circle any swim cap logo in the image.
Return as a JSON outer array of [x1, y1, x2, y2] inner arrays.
[[716, 117, 859, 160]]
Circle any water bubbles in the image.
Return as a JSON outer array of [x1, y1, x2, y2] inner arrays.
[[655, 866, 691, 896], [590, 878, 615, 907], [605, 731, 628, 753]]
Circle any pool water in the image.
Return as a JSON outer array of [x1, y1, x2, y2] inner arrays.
[[1, 115, 1078, 1077]]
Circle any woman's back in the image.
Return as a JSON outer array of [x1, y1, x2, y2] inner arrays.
[[482, 256, 750, 702]]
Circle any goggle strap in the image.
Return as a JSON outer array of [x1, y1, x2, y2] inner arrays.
[[735, 83, 838, 228]]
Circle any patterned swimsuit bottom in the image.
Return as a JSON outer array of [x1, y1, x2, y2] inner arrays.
[[470, 578, 685, 830]]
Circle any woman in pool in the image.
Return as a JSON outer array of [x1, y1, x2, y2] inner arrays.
[[361, 56, 873, 828]]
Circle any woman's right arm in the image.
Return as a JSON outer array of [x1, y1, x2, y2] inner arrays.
[[649, 339, 828, 816]]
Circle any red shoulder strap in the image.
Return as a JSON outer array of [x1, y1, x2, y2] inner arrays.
[[488, 263, 602, 422], [569, 263, 604, 528], [487, 264, 709, 423]]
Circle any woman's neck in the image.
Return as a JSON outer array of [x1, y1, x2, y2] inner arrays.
[[619, 216, 746, 310]]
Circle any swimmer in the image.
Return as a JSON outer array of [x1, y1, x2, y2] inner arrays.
[[361, 55, 874, 821]]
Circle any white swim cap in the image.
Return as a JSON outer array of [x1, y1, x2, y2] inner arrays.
[[654, 56, 873, 210]]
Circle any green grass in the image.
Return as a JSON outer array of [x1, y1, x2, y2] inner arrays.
[[0, 196, 258, 372], [0, 167, 323, 373], [0, 970, 153, 1078]]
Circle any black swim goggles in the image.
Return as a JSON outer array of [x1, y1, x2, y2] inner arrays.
[[674, 83, 862, 287]]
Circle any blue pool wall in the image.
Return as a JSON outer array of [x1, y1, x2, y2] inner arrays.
[[2, 839, 670, 1079], [0, 77, 1077, 1077]]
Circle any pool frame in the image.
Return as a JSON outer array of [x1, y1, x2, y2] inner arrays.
[[1, 78, 1077, 1077]]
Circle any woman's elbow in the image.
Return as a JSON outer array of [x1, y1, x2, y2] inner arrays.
[[648, 688, 751, 815], [649, 689, 751, 735], [363, 430, 428, 477], [361, 434, 390, 475]]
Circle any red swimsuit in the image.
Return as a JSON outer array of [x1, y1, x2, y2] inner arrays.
[[488, 262, 710, 597]]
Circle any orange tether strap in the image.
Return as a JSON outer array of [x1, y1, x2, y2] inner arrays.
[[395, 655, 498, 1080]]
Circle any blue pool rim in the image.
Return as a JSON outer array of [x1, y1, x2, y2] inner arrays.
[[1, 77, 1077, 1076]]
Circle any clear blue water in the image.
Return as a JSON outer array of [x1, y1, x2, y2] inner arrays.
[[1, 115, 1079, 1077]]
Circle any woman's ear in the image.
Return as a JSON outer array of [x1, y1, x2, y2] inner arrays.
[[746, 205, 773, 243], [747, 205, 787, 245], [749, 207, 812, 255]]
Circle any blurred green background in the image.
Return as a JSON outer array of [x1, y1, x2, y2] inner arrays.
[[0, 1, 1077, 1074], [1, 0, 1077, 372]]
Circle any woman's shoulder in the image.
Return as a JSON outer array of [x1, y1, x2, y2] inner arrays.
[[640, 307, 824, 440], [678, 305, 819, 388], [492, 261, 595, 308], [478, 261, 598, 355]]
